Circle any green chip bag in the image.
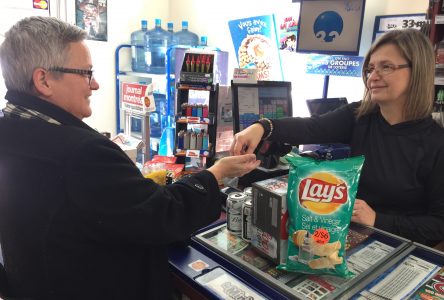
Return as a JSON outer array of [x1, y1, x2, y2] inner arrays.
[[278, 154, 364, 277]]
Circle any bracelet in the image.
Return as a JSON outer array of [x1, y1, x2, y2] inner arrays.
[[255, 118, 274, 140]]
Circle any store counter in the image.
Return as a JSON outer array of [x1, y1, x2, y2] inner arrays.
[[169, 221, 444, 299]]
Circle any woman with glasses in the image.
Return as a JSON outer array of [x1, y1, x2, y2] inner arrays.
[[0, 16, 260, 299], [231, 29, 444, 247]]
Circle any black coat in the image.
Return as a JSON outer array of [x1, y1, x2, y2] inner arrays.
[[0, 91, 222, 299]]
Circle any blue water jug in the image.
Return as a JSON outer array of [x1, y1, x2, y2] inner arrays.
[[150, 93, 167, 138], [172, 21, 199, 47], [145, 19, 171, 74], [167, 22, 174, 34], [200, 36, 208, 47], [166, 22, 176, 74], [131, 20, 148, 72]]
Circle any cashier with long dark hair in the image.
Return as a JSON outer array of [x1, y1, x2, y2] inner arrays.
[[231, 29, 444, 247]]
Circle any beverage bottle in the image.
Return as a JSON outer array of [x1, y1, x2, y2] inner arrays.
[[131, 20, 148, 72], [145, 18, 171, 74], [172, 20, 199, 47]]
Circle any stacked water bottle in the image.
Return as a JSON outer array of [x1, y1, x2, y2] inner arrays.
[[131, 19, 206, 74]]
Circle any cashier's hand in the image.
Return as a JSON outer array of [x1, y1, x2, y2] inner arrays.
[[352, 199, 376, 227], [230, 123, 264, 156], [207, 154, 261, 181]]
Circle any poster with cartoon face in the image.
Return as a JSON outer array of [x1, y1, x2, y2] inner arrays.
[[276, 13, 299, 53]]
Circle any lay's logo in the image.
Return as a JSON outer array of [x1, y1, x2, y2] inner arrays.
[[298, 172, 348, 214]]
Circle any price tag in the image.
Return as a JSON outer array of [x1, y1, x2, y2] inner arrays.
[[233, 68, 258, 84], [186, 116, 200, 123], [435, 77, 444, 85], [185, 149, 200, 158], [377, 14, 426, 31], [313, 228, 330, 245], [436, 15, 444, 25], [373, 14, 426, 42]]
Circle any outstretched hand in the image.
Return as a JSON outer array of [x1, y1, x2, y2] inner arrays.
[[230, 123, 264, 156], [207, 153, 261, 181]]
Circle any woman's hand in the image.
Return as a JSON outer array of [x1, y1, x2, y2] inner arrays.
[[230, 123, 264, 156], [351, 199, 376, 226], [207, 154, 261, 181]]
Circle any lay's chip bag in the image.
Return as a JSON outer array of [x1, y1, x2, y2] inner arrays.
[[278, 154, 364, 277]]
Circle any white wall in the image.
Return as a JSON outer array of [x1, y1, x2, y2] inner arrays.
[[169, 0, 429, 117], [0, 0, 430, 131], [76, 1, 170, 133], [0, 0, 170, 134], [0, 1, 51, 111]]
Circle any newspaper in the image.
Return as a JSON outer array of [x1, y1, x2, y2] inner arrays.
[[291, 240, 394, 300], [356, 255, 440, 300], [347, 241, 394, 275]]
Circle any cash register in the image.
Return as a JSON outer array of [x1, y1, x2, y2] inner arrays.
[[301, 97, 351, 160], [230, 80, 293, 187]]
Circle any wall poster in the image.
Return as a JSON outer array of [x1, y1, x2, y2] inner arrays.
[[75, 0, 107, 41], [228, 15, 283, 81]]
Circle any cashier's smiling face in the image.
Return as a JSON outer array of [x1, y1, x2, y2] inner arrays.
[[366, 43, 411, 108]]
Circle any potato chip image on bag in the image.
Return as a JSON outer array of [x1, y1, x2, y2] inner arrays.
[[278, 154, 364, 277]]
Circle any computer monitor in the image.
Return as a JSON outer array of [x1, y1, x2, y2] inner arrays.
[[306, 97, 348, 116], [231, 80, 293, 134]]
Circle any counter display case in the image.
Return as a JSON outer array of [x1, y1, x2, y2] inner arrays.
[[190, 222, 411, 299], [347, 243, 444, 299]]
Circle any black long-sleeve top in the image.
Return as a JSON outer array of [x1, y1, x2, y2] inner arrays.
[[269, 101, 444, 246], [0, 91, 222, 299]]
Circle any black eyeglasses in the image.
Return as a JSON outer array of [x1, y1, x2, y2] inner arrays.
[[49, 67, 94, 85], [363, 63, 411, 80]]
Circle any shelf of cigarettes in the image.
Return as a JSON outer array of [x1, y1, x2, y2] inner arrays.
[[176, 130, 209, 151]]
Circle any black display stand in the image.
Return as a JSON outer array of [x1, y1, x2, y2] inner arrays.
[[174, 49, 219, 170], [174, 83, 219, 169]]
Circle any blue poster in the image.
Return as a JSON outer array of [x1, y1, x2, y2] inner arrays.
[[297, 0, 366, 55], [306, 54, 364, 77]]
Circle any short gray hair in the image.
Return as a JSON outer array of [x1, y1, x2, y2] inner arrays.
[[0, 16, 87, 93]]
